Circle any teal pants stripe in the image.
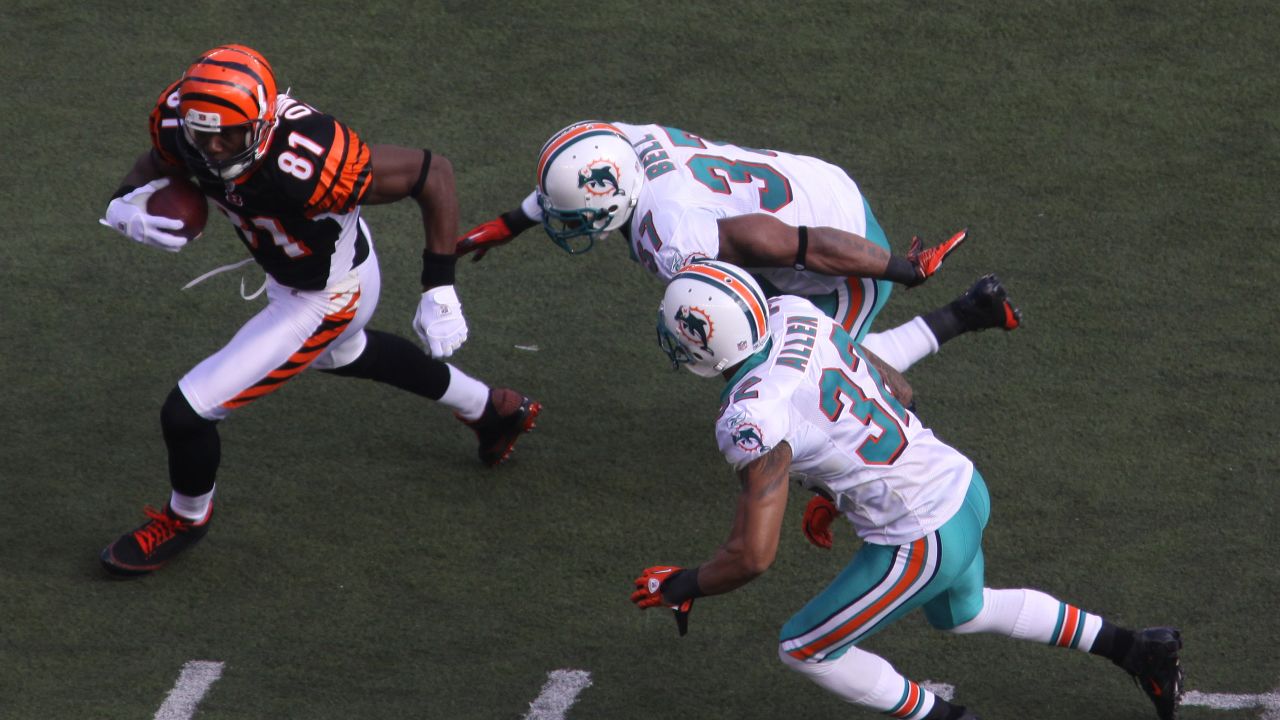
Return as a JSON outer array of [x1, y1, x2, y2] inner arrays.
[[780, 470, 991, 661]]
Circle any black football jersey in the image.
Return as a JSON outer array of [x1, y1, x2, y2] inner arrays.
[[150, 81, 373, 290]]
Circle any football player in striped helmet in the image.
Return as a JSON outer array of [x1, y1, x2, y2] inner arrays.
[[634, 261, 1182, 720], [97, 45, 542, 577]]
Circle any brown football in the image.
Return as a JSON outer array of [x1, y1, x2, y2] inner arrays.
[[147, 177, 209, 240]]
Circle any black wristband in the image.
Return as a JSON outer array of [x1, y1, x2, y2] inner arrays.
[[111, 184, 138, 201], [884, 255, 922, 286], [793, 226, 809, 271], [421, 250, 457, 288], [661, 567, 704, 605], [409, 150, 432, 198], [500, 208, 538, 235]]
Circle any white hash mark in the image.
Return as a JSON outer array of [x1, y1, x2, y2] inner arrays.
[[154, 660, 224, 720], [921, 681, 955, 701], [523, 669, 593, 720]]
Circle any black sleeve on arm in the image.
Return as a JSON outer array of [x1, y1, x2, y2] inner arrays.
[[500, 207, 538, 234], [421, 250, 456, 288], [793, 226, 809, 270], [883, 255, 920, 286], [661, 567, 705, 604], [409, 149, 432, 198]]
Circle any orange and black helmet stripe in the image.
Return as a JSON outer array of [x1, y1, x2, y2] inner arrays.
[[180, 45, 277, 126]]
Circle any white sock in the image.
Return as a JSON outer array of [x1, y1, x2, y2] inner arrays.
[[438, 364, 489, 420], [861, 317, 939, 373], [170, 487, 214, 523], [950, 588, 1103, 652], [779, 645, 939, 718]]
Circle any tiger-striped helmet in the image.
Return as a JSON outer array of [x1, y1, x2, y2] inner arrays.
[[178, 45, 279, 180], [658, 260, 771, 378]]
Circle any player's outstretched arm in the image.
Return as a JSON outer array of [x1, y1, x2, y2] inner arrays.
[[698, 441, 793, 594], [456, 191, 540, 262], [716, 214, 965, 287], [630, 442, 793, 635], [366, 145, 468, 358]]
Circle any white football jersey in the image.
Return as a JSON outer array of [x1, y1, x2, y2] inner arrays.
[[717, 295, 973, 545], [522, 122, 870, 294]]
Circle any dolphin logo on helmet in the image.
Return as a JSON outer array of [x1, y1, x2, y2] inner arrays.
[[657, 260, 771, 378], [536, 121, 643, 254]]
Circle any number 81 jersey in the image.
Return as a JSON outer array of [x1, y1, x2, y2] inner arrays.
[[150, 81, 372, 291], [612, 122, 868, 295], [717, 296, 974, 545]]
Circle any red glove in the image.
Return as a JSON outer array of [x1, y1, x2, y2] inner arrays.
[[907, 229, 967, 283], [456, 216, 515, 262], [631, 565, 695, 636], [802, 495, 838, 549]]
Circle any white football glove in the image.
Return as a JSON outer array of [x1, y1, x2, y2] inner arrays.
[[414, 285, 469, 358], [98, 178, 188, 252]]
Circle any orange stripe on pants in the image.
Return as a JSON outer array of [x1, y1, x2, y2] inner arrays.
[[787, 538, 928, 660]]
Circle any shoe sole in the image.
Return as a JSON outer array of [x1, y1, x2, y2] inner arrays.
[[100, 547, 162, 577]]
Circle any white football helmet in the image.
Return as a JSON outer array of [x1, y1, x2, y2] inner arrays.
[[658, 260, 771, 378], [536, 121, 643, 254]]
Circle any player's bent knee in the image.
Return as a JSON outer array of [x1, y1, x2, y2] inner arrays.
[[161, 386, 217, 436], [777, 644, 890, 703], [778, 645, 822, 675], [313, 329, 368, 372]]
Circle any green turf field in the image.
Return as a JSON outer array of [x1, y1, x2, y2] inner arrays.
[[2, 2, 1277, 718]]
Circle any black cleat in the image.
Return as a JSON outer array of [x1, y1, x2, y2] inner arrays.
[[953, 274, 1021, 331], [1121, 627, 1184, 720], [460, 387, 542, 467], [100, 504, 211, 577]]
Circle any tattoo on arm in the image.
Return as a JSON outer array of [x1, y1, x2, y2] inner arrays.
[[738, 442, 793, 500]]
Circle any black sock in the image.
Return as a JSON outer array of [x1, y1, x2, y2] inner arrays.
[[161, 387, 221, 496], [921, 698, 968, 720], [321, 330, 451, 400], [1089, 620, 1135, 666], [922, 304, 966, 345]]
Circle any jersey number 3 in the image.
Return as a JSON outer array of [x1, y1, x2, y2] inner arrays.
[[686, 155, 793, 212], [817, 326, 908, 465]]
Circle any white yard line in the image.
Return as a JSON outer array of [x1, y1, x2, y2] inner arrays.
[[1183, 688, 1280, 719], [523, 669, 593, 720], [154, 660, 224, 720]]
